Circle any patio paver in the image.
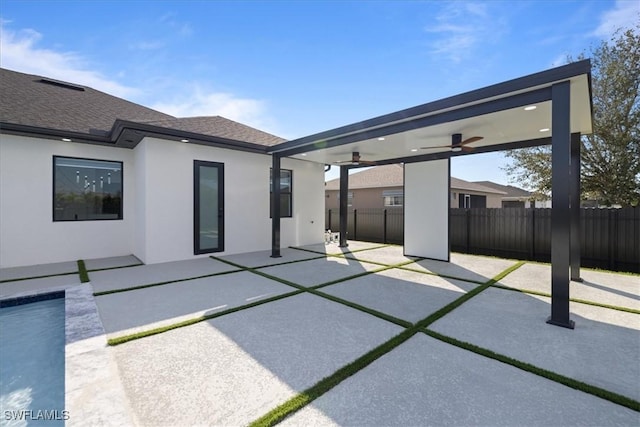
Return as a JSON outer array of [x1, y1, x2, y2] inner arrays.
[[95, 270, 295, 337], [403, 252, 519, 283], [499, 262, 640, 310], [89, 258, 238, 293], [0, 274, 81, 298], [320, 267, 479, 323], [112, 292, 403, 426], [216, 247, 322, 268], [294, 240, 386, 255], [429, 287, 640, 401], [346, 245, 422, 265], [84, 255, 142, 271], [281, 333, 639, 426], [0, 260, 78, 282]]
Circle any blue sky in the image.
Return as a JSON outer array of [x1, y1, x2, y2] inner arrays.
[[1, 0, 638, 184]]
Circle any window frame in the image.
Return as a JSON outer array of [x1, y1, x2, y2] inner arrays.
[[52, 155, 124, 222], [383, 195, 404, 207], [270, 168, 293, 218]]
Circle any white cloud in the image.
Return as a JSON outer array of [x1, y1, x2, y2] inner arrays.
[[0, 23, 137, 98], [425, 2, 506, 63], [150, 85, 284, 136], [593, 0, 639, 37]]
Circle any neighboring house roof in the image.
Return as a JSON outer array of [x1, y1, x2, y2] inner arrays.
[[0, 68, 284, 148], [473, 181, 532, 199], [325, 164, 506, 194]]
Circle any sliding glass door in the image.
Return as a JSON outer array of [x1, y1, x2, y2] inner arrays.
[[194, 161, 224, 254]]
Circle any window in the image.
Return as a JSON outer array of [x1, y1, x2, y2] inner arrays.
[[337, 191, 353, 207], [53, 156, 123, 221], [383, 189, 403, 207], [270, 168, 292, 217]]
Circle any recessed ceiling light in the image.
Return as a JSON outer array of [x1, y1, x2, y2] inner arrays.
[[410, 148, 418, 152], [180, 139, 190, 143], [61, 138, 72, 142], [301, 153, 307, 156], [451, 147, 463, 152], [377, 137, 385, 141], [524, 105, 537, 111], [539, 128, 550, 132]]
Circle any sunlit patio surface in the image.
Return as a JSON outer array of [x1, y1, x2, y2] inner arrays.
[[1, 242, 638, 426]]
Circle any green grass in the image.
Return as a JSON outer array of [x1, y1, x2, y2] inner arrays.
[[415, 261, 526, 329], [249, 328, 419, 427], [77, 260, 90, 283], [93, 269, 243, 296], [107, 289, 304, 346], [422, 329, 640, 413]]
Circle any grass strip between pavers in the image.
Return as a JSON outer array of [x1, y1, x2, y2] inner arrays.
[[249, 327, 419, 427], [490, 284, 640, 315], [93, 269, 244, 297], [77, 260, 90, 283], [415, 261, 526, 329], [422, 329, 640, 412], [107, 289, 304, 346]]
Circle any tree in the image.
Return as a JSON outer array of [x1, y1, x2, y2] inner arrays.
[[503, 25, 640, 206]]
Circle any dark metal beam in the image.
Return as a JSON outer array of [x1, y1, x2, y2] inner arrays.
[[570, 132, 582, 281], [273, 87, 552, 158], [547, 81, 574, 329], [339, 166, 349, 247], [271, 154, 282, 258]]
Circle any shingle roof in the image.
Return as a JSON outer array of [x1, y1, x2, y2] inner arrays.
[[0, 68, 285, 147], [473, 181, 532, 198], [325, 164, 506, 194], [0, 68, 173, 135], [142, 116, 285, 146]]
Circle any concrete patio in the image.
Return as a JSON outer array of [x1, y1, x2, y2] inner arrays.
[[0, 242, 638, 426]]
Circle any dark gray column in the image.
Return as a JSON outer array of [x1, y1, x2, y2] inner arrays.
[[271, 154, 282, 258], [570, 132, 582, 281], [339, 165, 349, 247], [547, 81, 574, 329]]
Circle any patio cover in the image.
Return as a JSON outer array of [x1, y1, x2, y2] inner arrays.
[[269, 60, 593, 328]]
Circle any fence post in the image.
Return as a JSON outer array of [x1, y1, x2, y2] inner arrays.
[[383, 209, 388, 244], [328, 209, 331, 231], [353, 209, 358, 241]]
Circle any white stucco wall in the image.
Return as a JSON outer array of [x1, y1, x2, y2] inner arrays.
[[404, 159, 450, 261], [133, 137, 324, 265], [0, 135, 135, 268]]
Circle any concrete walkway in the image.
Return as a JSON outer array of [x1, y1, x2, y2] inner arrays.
[[1, 243, 638, 426]]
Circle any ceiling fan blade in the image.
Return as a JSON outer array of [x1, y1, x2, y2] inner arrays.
[[460, 136, 483, 146]]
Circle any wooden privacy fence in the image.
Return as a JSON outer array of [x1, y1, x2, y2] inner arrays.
[[325, 207, 640, 273]]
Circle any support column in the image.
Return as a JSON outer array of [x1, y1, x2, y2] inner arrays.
[[271, 154, 282, 258], [547, 81, 574, 329], [339, 165, 349, 247], [570, 132, 582, 281]]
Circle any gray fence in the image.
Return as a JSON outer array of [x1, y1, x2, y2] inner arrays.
[[325, 207, 640, 273]]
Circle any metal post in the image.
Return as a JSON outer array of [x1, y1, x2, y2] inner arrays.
[[547, 81, 574, 329], [271, 155, 282, 258], [339, 166, 349, 247], [570, 132, 582, 281]]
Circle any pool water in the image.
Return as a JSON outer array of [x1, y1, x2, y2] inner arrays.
[[0, 296, 65, 426]]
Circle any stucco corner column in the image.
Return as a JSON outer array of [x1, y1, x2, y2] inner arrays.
[[339, 165, 349, 247], [547, 80, 574, 329], [271, 154, 282, 258]]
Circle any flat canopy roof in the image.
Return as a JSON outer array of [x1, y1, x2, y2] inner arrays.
[[269, 60, 592, 165]]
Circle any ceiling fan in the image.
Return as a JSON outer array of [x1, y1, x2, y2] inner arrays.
[[335, 151, 376, 166], [420, 133, 483, 152]]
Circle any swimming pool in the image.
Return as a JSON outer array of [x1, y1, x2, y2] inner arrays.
[[0, 293, 66, 426]]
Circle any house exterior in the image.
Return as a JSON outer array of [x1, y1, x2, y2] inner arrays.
[[0, 68, 324, 268], [474, 181, 552, 208], [325, 164, 506, 210]]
